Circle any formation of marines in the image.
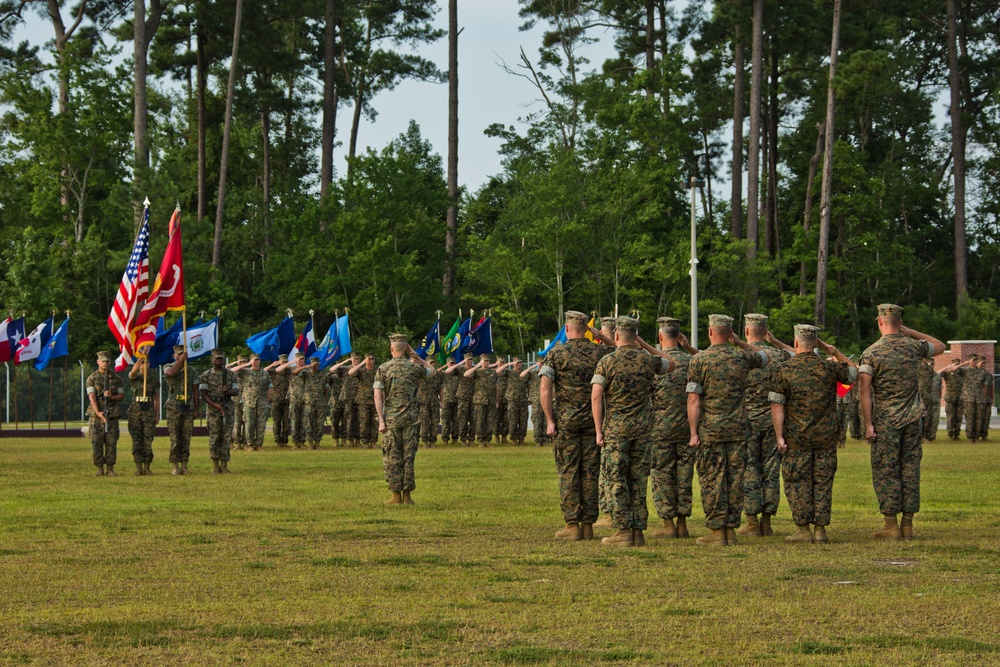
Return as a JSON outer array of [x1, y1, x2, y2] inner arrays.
[[84, 304, 990, 549]]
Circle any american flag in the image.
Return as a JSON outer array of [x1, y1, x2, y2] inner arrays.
[[109, 210, 150, 369]]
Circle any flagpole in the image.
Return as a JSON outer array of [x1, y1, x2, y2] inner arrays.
[[182, 309, 188, 401], [47, 310, 56, 429]]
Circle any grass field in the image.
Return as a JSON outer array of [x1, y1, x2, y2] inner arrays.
[[0, 434, 998, 666]]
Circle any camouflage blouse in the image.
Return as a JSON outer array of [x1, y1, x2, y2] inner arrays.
[[592, 346, 667, 439], [86, 370, 124, 419], [858, 334, 933, 428], [649, 346, 692, 443], [373, 359, 432, 427], [540, 338, 605, 434], [769, 353, 856, 450], [686, 344, 769, 442]]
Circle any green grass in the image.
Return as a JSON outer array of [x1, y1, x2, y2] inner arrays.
[[0, 433, 998, 665]]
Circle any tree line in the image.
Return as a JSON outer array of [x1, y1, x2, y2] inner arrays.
[[0, 0, 997, 362]]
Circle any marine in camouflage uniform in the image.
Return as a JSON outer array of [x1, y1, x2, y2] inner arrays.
[[164, 346, 193, 475], [303, 358, 328, 447], [497, 359, 529, 444], [847, 382, 862, 440], [494, 364, 508, 443], [964, 356, 992, 441], [770, 326, 858, 543], [540, 311, 608, 541], [351, 355, 378, 448], [439, 357, 460, 443], [917, 359, 941, 442], [686, 314, 771, 546], [339, 356, 360, 446], [592, 317, 672, 547], [375, 334, 437, 505], [284, 357, 307, 447], [266, 354, 291, 446], [738, 313, 793, 538], [594, 317, 619, 526], [940, 358, 970, 440], [648, 317, 698, 539], [199, 349, 239, 473], [468, 356, 498, 446], [229, 354, 248, 450], [326, 358, 353, 446], [417, 369, 441, 447], [87, 351, 125, 477], [975, 361, 994, 441], [127, 357, 158, 476], [835, 383, 851, 448], [528, 366, 547, 446], [859, 304, 943, 540], [454, 358, 476, 444], [234, 354, 272, 450]]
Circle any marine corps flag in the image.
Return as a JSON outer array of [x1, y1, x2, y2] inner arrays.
[[130, 208, 185, 356], [415, 320, 440, 360]]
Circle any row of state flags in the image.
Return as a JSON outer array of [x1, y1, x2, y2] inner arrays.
[[245, 312, 353, 368], [415, 313, 494, 363], [0, 313, 70, 371]]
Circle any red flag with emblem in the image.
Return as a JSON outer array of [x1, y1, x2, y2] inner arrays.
[[130, 209, 185, 357]]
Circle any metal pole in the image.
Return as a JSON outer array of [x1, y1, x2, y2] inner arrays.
[[4, 362, 7, 426], [79, 361, 85, 421], [690, 176, 699, 349]]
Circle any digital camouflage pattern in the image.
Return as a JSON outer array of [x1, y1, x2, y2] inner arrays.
[[941, 367, 966, 438], [456, 369, 475, 442], [504, 370, 529, 442], [303, 368, 328, 442], [127, 372, 156, 464], [354, 367, 376, 405], [741, 342, 790, 517], [744, 342, 791, 427], [650, 345, 694, 520], [782, 449, 837, 526], [354, 367, 377, 445], [200, 366, 238, 461], [269, 366, 291, 444], [87, 369, 124, 467], [770, 353, 856, 450], [339, 372, 358, 441], [327, 369, 345, 441], [696, 441, 745, 530], [964, 367, 991, 440], [686, 344, 768, 441], [241, 369, 272, 448], [847, 383, 862, 439], [918, 364, 942, 440], [416, 372, 441, 443], [528, 369, 547, 445], [472, 367, 496, 405], [375, 359, 431, 492], [494, 371, 509, 437], [165, 361, 193, 463], [859, 334, 933, 515], [541, 338, 606, 524], [650, 347, 692, 442], [440, 369, 459, 441]]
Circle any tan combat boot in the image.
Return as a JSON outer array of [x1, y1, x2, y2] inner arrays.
[[695, 528, 727, 546], [593, 514, 614, 530], [171, 462, 181, 476], [554, 523, 582, 540], [212, 459, 222, 474], [601, 529, 634, 546], [631, 529, 645, 547], [134, 462, 144, 477], [760, 513, 774, 536], [785, 525, 814, 543], [650, 518, 677, 538], [676, 516, 690, 538], [143, 462, 153, 476], [180, 462, 190, 475], [105, 466, 117, 477], [900, 512, 915, 540], [95, 465, 105, 477], [725, 527, 738, 545], [581, 523, 594, 540], [385, 492, 403, 505], [870, 514, 902, 540], [736, 514, 760, 537], [221, 461, 231, 474], [402, 491, 414, 505], [813, 525, 829, 544]]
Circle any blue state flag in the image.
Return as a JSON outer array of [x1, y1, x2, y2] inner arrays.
[[462, 316, 493, 358], [318, 314, 352, 369], [538, 326, 567, 357], [415, 320, 440, 360], [443, 317, 471, 362], [35, 316, 69, 371], [246, 315, 296, 362]]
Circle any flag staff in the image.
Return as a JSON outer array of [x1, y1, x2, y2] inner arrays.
[[47, 309, 56, 429], [63, 310, 70, 429], [140, 198, 151, 400]]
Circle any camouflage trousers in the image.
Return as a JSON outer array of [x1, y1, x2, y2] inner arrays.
[[507, 400, 528, 443], [342, 402, 358, 441], [743, 423, 781, 516], [440, 401, 458, 441], [650, 439, 695, 519], [974, 402, 991, 440], [782, 448, 837, 526], [945, 399, 963, 439], [90, 417, 120, 467], [127, 404, 156, 464], [696, 440, 746, 530], [244, 400, 268, 449], [604, 436, 652, 531], [328, 398, 344, 441], [964, 403, 988, 440], [456, 399, 474, 442], [432, 400, 441, 440], [382, 424, 419, 492], [167, 405, 193, 464], [304, 401, 326, 442], [848, 398, 862, 439], [357, 403, 377, 445], [289, 398, 306, 445], [206, 404, 232, 462], [270, 400, 289, 444], [553, 428, 600, 524], [598, 446, 611, 515], [473, 403, 492, 442], [232, 400, 246, 445], [418, 402, 437, 443], [494, 399, 508, 437], [835, 400, 849, 446], [871, 417, 922, 515], [531, 401, 548, 446], [921, 398, 938, 441]]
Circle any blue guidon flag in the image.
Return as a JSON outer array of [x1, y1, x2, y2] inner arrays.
[[462, 316, 493, 357], [443, 317, 471, 362], [415, 320, 440, 360]]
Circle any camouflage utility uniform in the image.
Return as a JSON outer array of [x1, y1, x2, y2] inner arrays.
[[742, 340, 790, 521], [87, 368, 124, 470], [288, 368, 307, 447], [472, 365, 497, 444], [303, 366, 328, 445], [339, 372, 359, 444], [917, 362, 941, 441], [127, 371, 156, 468], [242, 368, 272, 449], [200, 365, 238, 463], [456, 368, 475, 443], [355, 367, 377, 447], [417, 372, 441, 445], [327, 367, 345, 443], [165, 361, 193, 466], [529, 369, 547, 446], [941, 366, 967, 439], [440, 369, 459, 443], [649, 346, 694, 523], [375, 358, 433, 493], [504, 369, 529, 443], [269, 365, 291, 445]]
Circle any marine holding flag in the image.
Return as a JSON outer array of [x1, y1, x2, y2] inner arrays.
[[131, 208, 185, 356]]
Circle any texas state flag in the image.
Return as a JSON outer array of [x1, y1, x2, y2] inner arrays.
[[0, 316, 25, 363], [288, 318, 316, 362]]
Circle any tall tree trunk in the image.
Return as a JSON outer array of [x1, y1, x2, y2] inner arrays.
[[133, 0, 162, 232], [800, 122, 823, 296], [762, 102, 772, 256], [746, 0, 763, 258], [657, 0, 669, 115], [730, 26, 745, 239], [702, 130, 714, 223], [212, 0, 244, 272], [765, 37, 779, 258], [443, 0, 458, 297], [815, 0, 841, 326], [947, 0, 968, 311], [644, 0, 655, 98], [196, 28, 207, 222], [347, 19, 372, 186], [261, 106, 272, 250], [320, 0, 339, 209]]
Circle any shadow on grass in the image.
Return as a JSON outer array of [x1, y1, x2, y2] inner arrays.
[[27, 619, 185, 648], [484, 644, 653, 664]]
